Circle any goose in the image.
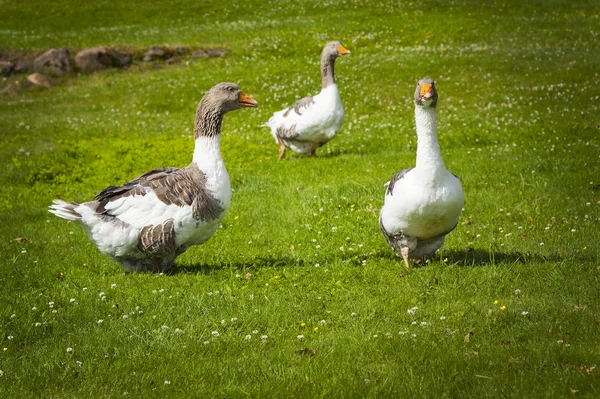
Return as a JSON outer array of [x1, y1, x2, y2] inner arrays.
[[264, 41, 350, 159], [49, 82, 257, 273], [379, 79, 464, 268]]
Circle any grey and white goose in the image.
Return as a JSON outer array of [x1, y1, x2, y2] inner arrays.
[[49, 82, 257, 272], [379, 79, 464, 268], [264, 41, 350, 159]]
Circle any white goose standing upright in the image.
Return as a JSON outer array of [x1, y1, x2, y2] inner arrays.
[[49, 83, 257, 272], [379, 79, 464, 268], [264, 41, 350, 159]]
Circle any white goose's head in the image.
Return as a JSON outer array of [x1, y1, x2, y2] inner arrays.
[[204, 82, 258, 114], [322, 41, 351, 61], [414, 79, 438, 109]]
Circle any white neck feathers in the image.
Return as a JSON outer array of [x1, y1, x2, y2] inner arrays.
[[415, 106, 446, 174]]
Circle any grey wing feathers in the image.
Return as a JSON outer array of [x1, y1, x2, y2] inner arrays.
[[138, 218, 177, 257], [283, 96, 315, 117], [386, 168, 414, 195], [93, 165, 223, 222]]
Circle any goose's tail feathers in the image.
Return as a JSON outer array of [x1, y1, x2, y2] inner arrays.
[[49, 199, 81, 221]]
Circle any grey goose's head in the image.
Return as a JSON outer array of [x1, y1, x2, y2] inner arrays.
[[194, 82, 257, 139], [203, 82, 258, 114], [414, 78, 438, 108], [322, 41, 351, 61], [320, 42, 350, 88]]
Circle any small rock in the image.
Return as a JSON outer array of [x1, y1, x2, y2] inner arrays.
[[34, 48, 71, 76], [75, 47, 133, 72], [174, 46, 190, 56], [110, 49, 132, 68], [27, 73, 52, 89], [0, 61, 14, 76], [143, 46, 173, 62], [15, 56, 35, 73], [75, 47, 112, 72]]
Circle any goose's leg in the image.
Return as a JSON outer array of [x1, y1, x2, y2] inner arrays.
[[277, 136, 286, 160], [152, 263, 160, 273], [400, 246, 411, 269]]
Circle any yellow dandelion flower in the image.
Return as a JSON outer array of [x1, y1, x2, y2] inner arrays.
[[493, 300, 499, 305], [314, 327, 319, 331], [233, 215, 239, 220], [2, 347, 7, 352], [300, 322, 306, 327], [583, 246, 588, 250], [274, 275, 279, 279], [443, 258, 448, 262], [500, 306, 507, 311]]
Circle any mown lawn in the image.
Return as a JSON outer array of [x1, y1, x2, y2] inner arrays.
[[1, 0, 599, 397]]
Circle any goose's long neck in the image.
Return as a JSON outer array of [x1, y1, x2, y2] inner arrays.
[[321, 55, 336, 88], [415, 105, 445, 174], [192, 100, 227, 182]]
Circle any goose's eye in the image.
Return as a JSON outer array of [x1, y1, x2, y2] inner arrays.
[[228, 87, 235, 92]]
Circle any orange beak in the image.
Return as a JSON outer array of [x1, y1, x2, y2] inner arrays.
[[337, 45, 351, 55], [239, 91, 258, 107], [420, 83, 433, 98]]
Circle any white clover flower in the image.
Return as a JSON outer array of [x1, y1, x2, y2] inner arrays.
[[48, 301, 54, 308], [97, 319, 103, 324], [260, 335, 268, 340], [7, 336, 13, 340], [252, 330, 258, 334], [164, 380, 171, 385], [203, 341, 210, 345], [440, 316, 446, 320], [174, 328, 182, 334], [297, 335, 304, 340], [161, 325, 169, 330], [351, 312, 357, 317], [66, 347, 73, 353], [99, 292, 105, 298], [407, 306, 418, 315], [231, 317, 238, 322], [34, 322, 41, 327], [32, 307, 37, 311], [245, 335, 252, 340], [70, 298, 76, 303], [111, 284, 117, 289], [211, 331, 220, 337], [522, 311, 529, 316], [122, 315, 128, 319]]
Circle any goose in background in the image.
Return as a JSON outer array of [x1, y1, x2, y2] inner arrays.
[[379, 79, 464, 268], [264, 41, 350, 159], [49, 82, 257, 273]]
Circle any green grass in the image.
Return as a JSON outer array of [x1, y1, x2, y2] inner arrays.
[[1, 0, 600, 397]]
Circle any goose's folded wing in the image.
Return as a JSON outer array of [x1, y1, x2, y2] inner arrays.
[[93, 166, 223, 228], [386, 168, 414, 195]]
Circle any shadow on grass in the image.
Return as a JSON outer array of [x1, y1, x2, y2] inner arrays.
[[172, 254, 312, 275], [171, 248, 582, 275], [372, 248, 568, 268], [441, 249, 563, 267]]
